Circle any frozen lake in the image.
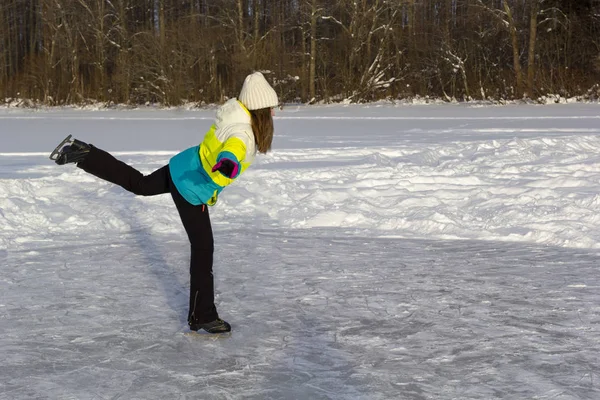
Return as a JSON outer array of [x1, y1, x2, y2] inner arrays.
[[1, 103, 600, 399]]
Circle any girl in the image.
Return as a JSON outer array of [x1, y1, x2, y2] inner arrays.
[[51, 72, 278, 334]]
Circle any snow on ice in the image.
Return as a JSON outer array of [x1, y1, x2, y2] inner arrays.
[[1, 103, 600, 399]]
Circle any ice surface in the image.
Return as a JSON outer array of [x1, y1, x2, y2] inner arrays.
[[1, 103, 600, 399]]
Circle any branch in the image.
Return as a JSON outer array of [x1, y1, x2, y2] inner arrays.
[[475, 0, 508, 23], [320, 15, 351, 35]]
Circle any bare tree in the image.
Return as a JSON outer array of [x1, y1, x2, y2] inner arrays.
[[1, 0, 600, 105]]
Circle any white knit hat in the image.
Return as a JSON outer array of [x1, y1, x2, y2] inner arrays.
[[238, 72, 278, 110]]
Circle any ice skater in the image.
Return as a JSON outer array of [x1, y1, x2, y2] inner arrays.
[[50, 72, 278, 334]]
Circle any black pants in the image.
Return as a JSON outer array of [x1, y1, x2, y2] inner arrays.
[[78, 146, 218, 325]]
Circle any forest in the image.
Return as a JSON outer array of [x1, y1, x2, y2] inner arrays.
[[1, 0, 599, 106]]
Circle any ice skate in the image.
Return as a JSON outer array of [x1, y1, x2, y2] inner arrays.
[[189, 318, 231, 334], [49, 134, 91, 165]]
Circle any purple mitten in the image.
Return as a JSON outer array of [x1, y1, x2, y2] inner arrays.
[[211, 159, 239, 178]]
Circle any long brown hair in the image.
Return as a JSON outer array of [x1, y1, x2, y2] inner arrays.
[[250, 108, 274, 154]]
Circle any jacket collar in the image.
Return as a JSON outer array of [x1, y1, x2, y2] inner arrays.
[[237, 100, 251, 116], [215, 98, 252, 127]]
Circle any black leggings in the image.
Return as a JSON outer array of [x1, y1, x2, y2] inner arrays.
[[78, 146, 218, 325]]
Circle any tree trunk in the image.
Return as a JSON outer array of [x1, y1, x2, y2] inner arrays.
[[237, 0, 245, 52], [309, 0, 317, 101], [0, 5, 7, 94], [526, 0, 538, 98], [300, 24, 308, 101], [253, 0, 260, 65], [96, 0, 106, 101], [118, 0, 130, 102], [158, 0, 166, 51], [503, 0, 523, 97]]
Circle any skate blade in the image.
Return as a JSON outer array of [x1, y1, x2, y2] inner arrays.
[[183, 330, 231, 340], [49, 134, 73, 161]]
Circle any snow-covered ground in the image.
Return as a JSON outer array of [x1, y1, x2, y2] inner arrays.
[[1, 103, 600, 399]]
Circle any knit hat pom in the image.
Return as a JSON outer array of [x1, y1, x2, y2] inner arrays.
[[238, 72, 278, 111]]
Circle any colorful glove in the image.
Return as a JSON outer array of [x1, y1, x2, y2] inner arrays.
[[211, 158, 239, 178]]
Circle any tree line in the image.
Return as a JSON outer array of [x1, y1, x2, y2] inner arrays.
[[1, 0, 599, 106]]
